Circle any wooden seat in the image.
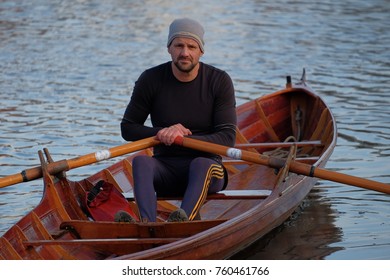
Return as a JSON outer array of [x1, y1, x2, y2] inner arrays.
[[123, 189, 272, 201]]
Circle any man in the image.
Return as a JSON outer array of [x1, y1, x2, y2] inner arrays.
[[120, 18, 237, 222]]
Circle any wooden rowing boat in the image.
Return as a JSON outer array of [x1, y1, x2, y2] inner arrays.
[[0, 75, 336, 260]]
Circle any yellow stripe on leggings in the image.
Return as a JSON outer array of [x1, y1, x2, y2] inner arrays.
[[188, 164, 224, 220]]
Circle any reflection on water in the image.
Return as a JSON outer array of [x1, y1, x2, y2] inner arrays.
[[232, 187, 344, 259], [1, 0, 389, 259]]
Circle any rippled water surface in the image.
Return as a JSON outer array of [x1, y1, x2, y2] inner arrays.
[[1, 0, 389, 259]]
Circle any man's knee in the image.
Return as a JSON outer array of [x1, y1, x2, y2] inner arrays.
[[132, 155, 153, 172], [189, 157, 213, 171]]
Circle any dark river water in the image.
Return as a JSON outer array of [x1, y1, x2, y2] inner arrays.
[[1, 0, 389, 259]]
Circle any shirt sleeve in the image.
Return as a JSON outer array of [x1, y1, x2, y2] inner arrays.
[[121, 70, 161, 141]]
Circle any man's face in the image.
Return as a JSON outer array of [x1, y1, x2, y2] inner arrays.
[[168, 37, 203, 73]]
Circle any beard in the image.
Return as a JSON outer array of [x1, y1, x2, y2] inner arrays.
[[173, 57, 197, 73]]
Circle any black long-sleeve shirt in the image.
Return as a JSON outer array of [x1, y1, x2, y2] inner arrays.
[[121, 62, 237, 159]]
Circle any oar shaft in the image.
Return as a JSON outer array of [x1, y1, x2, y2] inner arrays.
[[65, 137, 160, 170], [174, 135, 275, 167], [0, 137, 159, 188], [0, 170, 40, 189], [175, 137, 390, 194], [311, 168, 390, 194]]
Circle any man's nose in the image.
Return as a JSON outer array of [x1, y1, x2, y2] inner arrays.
[[180, 46, 190, 56]]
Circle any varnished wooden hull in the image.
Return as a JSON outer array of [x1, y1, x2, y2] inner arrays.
[[0, 79, 336, 260]]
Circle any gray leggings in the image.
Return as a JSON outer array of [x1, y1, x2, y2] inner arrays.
[[132, 155, 226, 221]]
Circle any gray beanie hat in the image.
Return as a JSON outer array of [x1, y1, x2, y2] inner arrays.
[[167, 18, 205, 52]]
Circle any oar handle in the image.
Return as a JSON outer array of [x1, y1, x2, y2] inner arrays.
[[175, 136, 390, 195], [0, 137, 160, 188]]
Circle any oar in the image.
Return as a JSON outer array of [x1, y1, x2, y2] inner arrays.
[[174, 136, 390, 194], [0, 137, 159, 188]]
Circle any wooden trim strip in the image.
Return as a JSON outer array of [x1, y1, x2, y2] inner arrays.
[[235, 140, 323, 149], [223, 157, 320, 165], [24, 238, 181, 247], [255, 100, 280, 142], [123, 189, 271, 201]]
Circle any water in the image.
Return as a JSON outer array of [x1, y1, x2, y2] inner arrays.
[[1, 0, 389, 259]]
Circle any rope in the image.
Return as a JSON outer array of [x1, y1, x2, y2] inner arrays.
[[263, 136, 311, 159]]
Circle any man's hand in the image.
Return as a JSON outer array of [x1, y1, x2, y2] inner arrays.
[[156, 123, 192, 145]]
